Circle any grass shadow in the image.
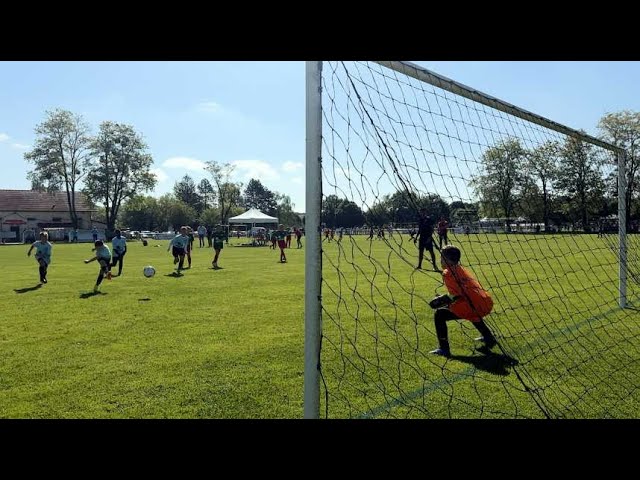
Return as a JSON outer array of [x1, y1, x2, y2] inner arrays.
[[14, 284, 43, 294], [138, 297, 151, 302], [165, 272, 183, 277], [79, 291, 108, 299], [450, 351, 519, 376]]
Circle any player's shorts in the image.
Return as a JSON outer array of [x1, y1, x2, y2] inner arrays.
[[419, 237, 434, 250], [278, 240, 287, 249], [213, 241, 224, 250], [35, 255, 50, 266], [98, 258, 111, 270], [172, 246, 185, 257]]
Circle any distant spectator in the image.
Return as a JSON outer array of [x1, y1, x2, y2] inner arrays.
[[197, 225, 207, 247]]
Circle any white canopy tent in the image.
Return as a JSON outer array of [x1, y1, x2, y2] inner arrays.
[[228, 208, 278, 225]]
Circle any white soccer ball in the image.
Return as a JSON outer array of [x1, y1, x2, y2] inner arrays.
[[143, 266, 156, 278]]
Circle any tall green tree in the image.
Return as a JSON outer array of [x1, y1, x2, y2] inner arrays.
[[157, 194, 197, 231], [322, 195, 343, 228], [555, 135, 606, 229], [197, 178, 216, 211], [120, 195, 161, 231], [364, 202, 390, 227], [204, 161, 242, 224], [598, 110, 640, 223], [335, 199, 365, 228], [173, 174, 202, 213], [274, 192, 300, 227], [24, 109, 92, 229], [525, 141, 560, 229], [244, 178, 277, 215], [470, 138, 526, 230], [84, 121, 156, 233]]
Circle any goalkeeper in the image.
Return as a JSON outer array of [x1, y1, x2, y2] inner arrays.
[[428, 245, 496, 357]]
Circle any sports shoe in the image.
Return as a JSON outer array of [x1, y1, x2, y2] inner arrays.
[[42, 278, 47, 284], [485, 338, 497, 349], [429, 348, 451, 357], [106, 272, 113, 280], [475, 336, 497, 348]]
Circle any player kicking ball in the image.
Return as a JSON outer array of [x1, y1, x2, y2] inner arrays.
[[85, 240, 113, 293]]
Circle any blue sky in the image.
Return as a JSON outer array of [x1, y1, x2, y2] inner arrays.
[[1, 61, 640, 212]]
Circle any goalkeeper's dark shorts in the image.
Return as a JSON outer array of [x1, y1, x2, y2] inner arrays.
[[419, 238, 434, 251]]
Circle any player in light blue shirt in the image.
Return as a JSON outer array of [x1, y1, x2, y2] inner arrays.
[[84, 240, 112, 292], [168, 226, 189, 273], [27, 231, 52, 284], [111, 229, 127, 276]]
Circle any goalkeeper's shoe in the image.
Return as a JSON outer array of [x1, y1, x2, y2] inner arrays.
[[475, 336, 497, 348], [429, 348, 451, 357]]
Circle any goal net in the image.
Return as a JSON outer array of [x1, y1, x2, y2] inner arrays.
[[305, 61, 639, 419]]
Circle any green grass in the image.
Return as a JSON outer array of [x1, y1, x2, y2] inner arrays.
[[1, 234, 639, 418], [0, 239, 305, 418], [320, 232, 640, 418]]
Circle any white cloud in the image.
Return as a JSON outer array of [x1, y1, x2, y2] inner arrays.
[[282, 161, 303, 172], [11, 143, 29, 150], [196, 101, 223, 113], [151, 168, 169, 183], [231, 159, 280, 182], [291, 177, 303, 185], [0, 133, 10, 142], [162, 156, 207, 172]]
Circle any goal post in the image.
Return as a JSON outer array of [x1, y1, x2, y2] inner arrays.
[[304, 61, 323, 419]]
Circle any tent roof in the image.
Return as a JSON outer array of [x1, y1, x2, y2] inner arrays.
[[228, 208, 279, 224]]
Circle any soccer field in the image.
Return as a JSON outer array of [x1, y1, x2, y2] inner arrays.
[[0, 239, 306, 418], [1, 234, 639, 418], [320, 232, 640, 418]]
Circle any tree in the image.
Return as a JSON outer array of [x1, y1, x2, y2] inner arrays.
[[516, 180, 544, 223], [157, 194, 196, 231], [198, 178, 216, 211], [274, 192, 300, 227], [525, 141, 559, 229], [84, 121, 156, 234], [449, 201, 478, 226], [120, 195, 161, 231], [471, 138, 526, 230], [555, 135, 606, 230], [336, 199, 365, 228], [374, 190, 448, 225], [384, 191, 416, 224], [204, 161, 243, 224], [598, 111, 640, 224], [24, 109, 92, 229], [173, 174, 203, 213], [322, 194, 343, 228], [200, 208, 219, 228], [365, 202, 390, 227], [244, 178, 277, 215], [219, 182, 242, 224]]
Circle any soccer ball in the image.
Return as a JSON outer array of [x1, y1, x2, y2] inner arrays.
[[143, 266, 156, 278]]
